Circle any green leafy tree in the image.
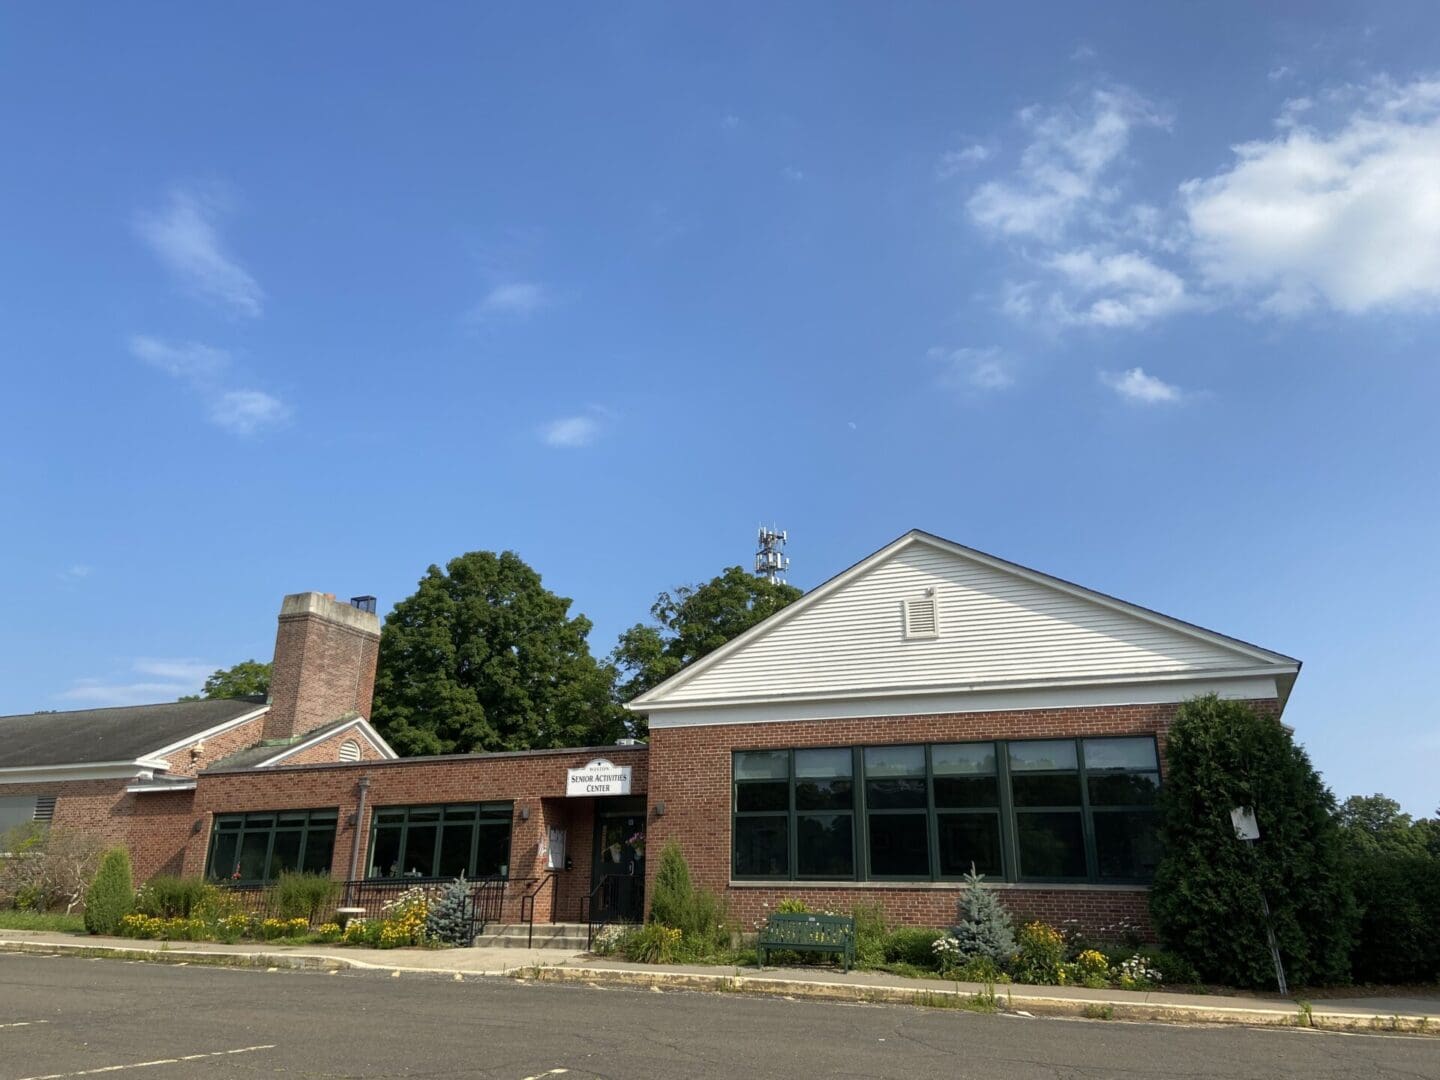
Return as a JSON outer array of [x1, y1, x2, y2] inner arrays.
[[371, 551, 623, 756], [178, 660, 271, 702], [1337, 794, 1432, 857], [83, 848, 134, 935], [1150, 695, 1357, 988], [612, 567, 802, 704]]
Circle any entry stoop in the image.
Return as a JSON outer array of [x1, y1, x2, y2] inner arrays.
[[472, 923, 590, 950]]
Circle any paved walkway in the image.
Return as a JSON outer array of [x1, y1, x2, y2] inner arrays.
[[3, 929, 1436, 1032]]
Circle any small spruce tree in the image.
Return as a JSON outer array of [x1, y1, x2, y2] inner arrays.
[[950, 865, 1016, 964], [84, 848, 134, 935], [425, 875, 473, 946]]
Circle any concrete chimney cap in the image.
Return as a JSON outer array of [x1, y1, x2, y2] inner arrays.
[[279, 592, 380, 635]]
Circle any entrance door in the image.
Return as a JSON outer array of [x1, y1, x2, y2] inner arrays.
[[591, 798, 646, 922]]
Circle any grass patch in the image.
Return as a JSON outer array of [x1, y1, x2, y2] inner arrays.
[[0, 911, 85, 933], [1082, 1003, 1115, 1021]]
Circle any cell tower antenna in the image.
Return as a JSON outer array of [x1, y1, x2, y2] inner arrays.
[[754, 525, 790, 585]]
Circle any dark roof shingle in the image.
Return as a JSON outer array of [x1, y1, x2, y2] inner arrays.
[[0, 698, 266, 769]]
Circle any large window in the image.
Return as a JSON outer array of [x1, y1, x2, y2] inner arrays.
[[206, 809, 337, 883], [731, 736, 1161, 885], [367, 803, 512, 880]]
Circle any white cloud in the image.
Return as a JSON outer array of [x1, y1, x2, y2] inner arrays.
[[936, 144, 991, 179], [134, 187, 263, 317], [1100, 366, 1185, 404], [1268, 66, 1294, 83], [721, 113, 741, 130], [781, 166, 806, 182], [59, 657, 216, 705], [1182, 77, 1440, 314], [209, 390, 290, 435], [930, 346, 1015, 391], [129, 335, 289, 436], [540, 415, 602, 448], [475, 282, 549, 319], [968, 87, 1169, 241], [1045, 248, 1191, 327], [57, 564, 92, 583], [128, 335, 229, 380]]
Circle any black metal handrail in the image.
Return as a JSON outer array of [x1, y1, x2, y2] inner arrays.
[[463, 877, 507, 939], [519, 873, 556, 948], [217, 875, 505, 927], [585, 872, 643, 950]]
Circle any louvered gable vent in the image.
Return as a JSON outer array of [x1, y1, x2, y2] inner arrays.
[[33, 795, 57, 823], [903, 593, 939, 639]]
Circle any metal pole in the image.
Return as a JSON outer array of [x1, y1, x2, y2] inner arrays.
[[346, 774, 372, 894], [1258, 891, 1289, 997]]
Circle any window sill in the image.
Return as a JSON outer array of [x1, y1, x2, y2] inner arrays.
[[727, 879, 1149, 892]]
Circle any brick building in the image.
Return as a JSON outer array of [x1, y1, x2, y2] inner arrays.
[[1, 530, 1300, 936]]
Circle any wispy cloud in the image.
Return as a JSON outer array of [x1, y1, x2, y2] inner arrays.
[[930, 346, 1016, 391], [539, 405, 614, 449], [134, 186, 263, 317], [472, 281, 549, 320], [1045, 248, 1191, 328], [209, 390, 290, 435], [781, 166, 806, 183], [57, 564, 92, 584], [1100, 367, 1185, 404], [128, 335, 290, 437], [936, 144, 992, 179], [968, 86, 1170, 242], [721, 113, 741, 131], [59, 657, 217, 706], [1182, 77, 1440, 315]]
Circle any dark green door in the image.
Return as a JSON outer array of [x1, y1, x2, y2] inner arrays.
[[591, 799, 646, 922]]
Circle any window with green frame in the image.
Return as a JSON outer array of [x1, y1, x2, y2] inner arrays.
[[731, 735, 1160, 885], [367, 803, 512, 880], [205, 809, 338, 883]]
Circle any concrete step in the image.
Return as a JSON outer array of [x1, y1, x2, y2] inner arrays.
[[472, 923, 590, 950]]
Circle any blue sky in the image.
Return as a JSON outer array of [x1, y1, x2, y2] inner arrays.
[[2, 3, 1436, 813]]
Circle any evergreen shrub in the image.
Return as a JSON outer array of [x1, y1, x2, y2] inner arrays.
[[83, 848, 134, 935]]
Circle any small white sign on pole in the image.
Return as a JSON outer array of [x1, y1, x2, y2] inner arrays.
[[566, 757, 633, 797], [1230, 806, 1260, 842]]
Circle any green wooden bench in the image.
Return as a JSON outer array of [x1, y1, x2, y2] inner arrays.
[[757, 913, 856, 971]]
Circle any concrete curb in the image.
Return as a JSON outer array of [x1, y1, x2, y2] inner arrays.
[[5, 939, 1434, 1036], [514, 965, 1439, 1036]]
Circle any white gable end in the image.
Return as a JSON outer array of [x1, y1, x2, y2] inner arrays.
[[645, 536, 1289, 708]]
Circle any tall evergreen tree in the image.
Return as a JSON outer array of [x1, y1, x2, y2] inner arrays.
[[1150, 695, 1357, 988], [612, 566, 802, 704], [371, 551, 623, 756]]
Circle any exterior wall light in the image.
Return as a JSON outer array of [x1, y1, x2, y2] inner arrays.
[[653, 801, 665, 818], [520, 806, 530, 821]]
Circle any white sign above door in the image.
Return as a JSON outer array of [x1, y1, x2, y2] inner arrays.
[[566, 757, 633, 797]]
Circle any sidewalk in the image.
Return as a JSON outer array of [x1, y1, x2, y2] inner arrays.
[[3, 930, 1435, 1035]]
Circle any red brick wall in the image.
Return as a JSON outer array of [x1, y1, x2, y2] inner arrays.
[[0, 778, 198, 884], [162, 715, 267, 778], [266, 597, 380, 741], [644, 700, 1280, 937], [183, 746, 648, 922]]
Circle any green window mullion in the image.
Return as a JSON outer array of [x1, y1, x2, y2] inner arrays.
[[997, 741, 1017, 882], [469, 814, 482, 878], [788, 749, 797, 882], [1077, 739, 1098, 882], [394, 811, 410, 877], [925, 744, 939, 883]]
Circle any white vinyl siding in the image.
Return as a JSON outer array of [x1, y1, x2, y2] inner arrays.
[[663, 543, 1249, 704]]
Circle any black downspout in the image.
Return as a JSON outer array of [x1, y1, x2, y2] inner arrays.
[[346, 775, 372, 900]]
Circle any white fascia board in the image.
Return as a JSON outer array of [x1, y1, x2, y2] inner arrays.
[[643, 674, 1282, 729], [253, 717, 398, 768], [0, 762, 161, 784], [126, 781, 197, 794], [144, 706, 269, 759]]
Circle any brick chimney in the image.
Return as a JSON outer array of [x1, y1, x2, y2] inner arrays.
[[264, 593, 381, 741]]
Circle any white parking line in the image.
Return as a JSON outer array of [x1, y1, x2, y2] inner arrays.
[[519, 1070, 569, 1080], [12, 1044, 275, 1080], [0, 1021, 51, 1030]]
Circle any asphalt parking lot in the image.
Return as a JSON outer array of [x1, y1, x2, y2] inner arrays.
[[1, 953, 1436, 1080]]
